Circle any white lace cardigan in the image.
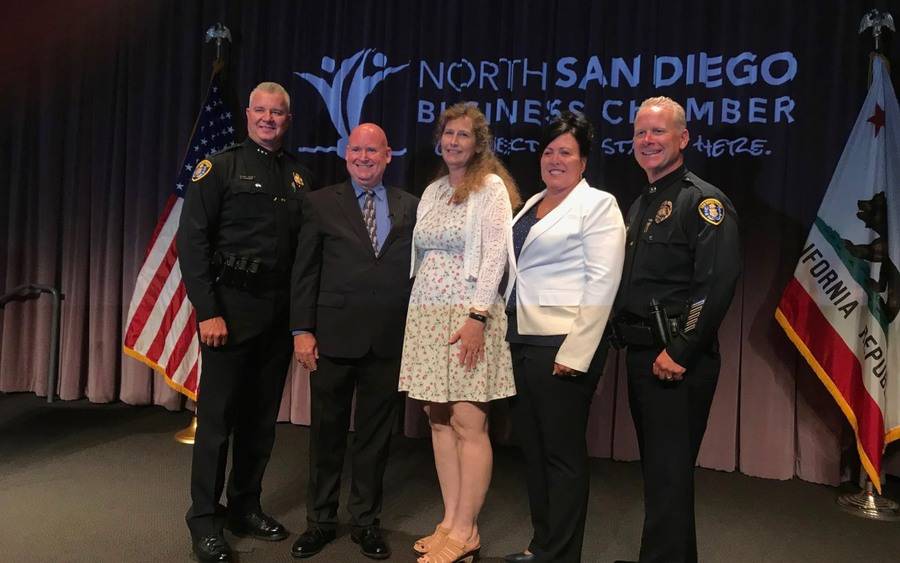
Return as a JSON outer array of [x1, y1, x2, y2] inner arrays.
[[409, 173, 513, 310]]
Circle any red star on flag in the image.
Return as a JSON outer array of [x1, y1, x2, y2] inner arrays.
[[867, 103, 885, 137]]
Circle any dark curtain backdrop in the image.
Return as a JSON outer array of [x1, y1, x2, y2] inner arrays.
[[1, 0, 898, 484]]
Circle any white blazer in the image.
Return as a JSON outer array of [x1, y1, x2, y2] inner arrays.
[[505, 179, 626, 372]]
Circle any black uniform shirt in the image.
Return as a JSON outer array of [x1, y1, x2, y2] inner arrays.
[[614, 165, 741, 365], [176, 138, 314, 322]]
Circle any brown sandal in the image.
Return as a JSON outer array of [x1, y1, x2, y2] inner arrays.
[[413, 525, 451, 555], [416, 535, 480, 563]]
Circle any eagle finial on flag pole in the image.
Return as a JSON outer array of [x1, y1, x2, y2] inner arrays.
[[860, 10, 894, 83], [859, 10, 894, 53], [205, 23, 232, 63]]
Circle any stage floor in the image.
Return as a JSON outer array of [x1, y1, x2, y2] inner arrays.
[[1, 392, 897, 562]]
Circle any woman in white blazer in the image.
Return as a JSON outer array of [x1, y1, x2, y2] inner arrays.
[[503, 112, 625, 563]]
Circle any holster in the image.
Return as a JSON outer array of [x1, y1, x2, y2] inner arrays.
[[611, 316, 681, 349]]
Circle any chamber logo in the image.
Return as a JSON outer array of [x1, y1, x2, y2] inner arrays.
[[295, 49, 409, 158]]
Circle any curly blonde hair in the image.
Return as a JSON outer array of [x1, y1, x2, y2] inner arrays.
[[434, 103, 522, 209]]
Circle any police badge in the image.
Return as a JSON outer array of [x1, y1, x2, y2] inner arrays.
[[655, 200, 673, 224], [698, 198, 725, 225], [191, 159, 213, 182], [292, 172, 305, 192]]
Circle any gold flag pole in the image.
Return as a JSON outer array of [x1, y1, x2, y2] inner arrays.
[[175, 415, 198, 445], [173, 22, 232, 446]]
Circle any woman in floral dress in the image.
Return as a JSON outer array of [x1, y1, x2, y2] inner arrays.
[[399, 103, 521, 563]]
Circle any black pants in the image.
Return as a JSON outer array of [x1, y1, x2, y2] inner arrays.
[[626, 345, 719, 563], [306, 352, 401, 530], [509, 342, 606, 563], [186, 324, 292, 539]]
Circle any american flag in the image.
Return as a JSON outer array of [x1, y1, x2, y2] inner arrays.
[[123, 70, 235, 400]]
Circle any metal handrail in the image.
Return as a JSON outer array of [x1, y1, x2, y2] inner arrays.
[[0, 284, 64, 403]]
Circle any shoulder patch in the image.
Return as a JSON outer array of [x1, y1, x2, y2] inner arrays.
[[191, 159, 213, 182], [698, 198, 725, 225]]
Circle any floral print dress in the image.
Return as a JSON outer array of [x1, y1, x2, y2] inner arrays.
[[398, 176, 516, 402]]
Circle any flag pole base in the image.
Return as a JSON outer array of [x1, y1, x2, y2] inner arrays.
[[837, 484, 900, 521], [174, 416, 198, 445]]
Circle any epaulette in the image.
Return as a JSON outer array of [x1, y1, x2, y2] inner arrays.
[[215, 143, 241, 155], [683, 172, 720, 196], [682, 171, 701, 189], [204, 143, 241, 163], [282, 148, 302, 162]]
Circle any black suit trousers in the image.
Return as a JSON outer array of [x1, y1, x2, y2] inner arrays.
[[626, 344, 719, 563], [185, 319, 291, 538], [509, 342, 606, 563], [306, 352, 401, 529]]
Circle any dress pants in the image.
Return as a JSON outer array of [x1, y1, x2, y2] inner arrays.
[[626, 344, 719, 563], [306, 352, 401, 530], [186, 321, 292, 538], [509, 342, 606, 563]]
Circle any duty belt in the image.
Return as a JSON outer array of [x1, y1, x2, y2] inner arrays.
[[212, 252, 289, 293], [611, 316, 681, 348]]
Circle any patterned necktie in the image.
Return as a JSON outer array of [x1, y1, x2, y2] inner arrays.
[[362, 190, 377, 252]]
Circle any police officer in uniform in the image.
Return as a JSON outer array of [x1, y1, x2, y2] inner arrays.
[[612, 97, 740, 563], [177, 81, 313, 563]]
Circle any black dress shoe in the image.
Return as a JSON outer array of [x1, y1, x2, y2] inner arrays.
[[351, 526, 391, 560], [192, 534, 233, 562], [226, 510, 289, 541], [504, 552, 536, 562], [291, 527, 337, 559]]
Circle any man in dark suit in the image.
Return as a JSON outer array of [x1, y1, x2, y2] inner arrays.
[[177, 82, 313, 563], [289, 123, 418, 560]]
